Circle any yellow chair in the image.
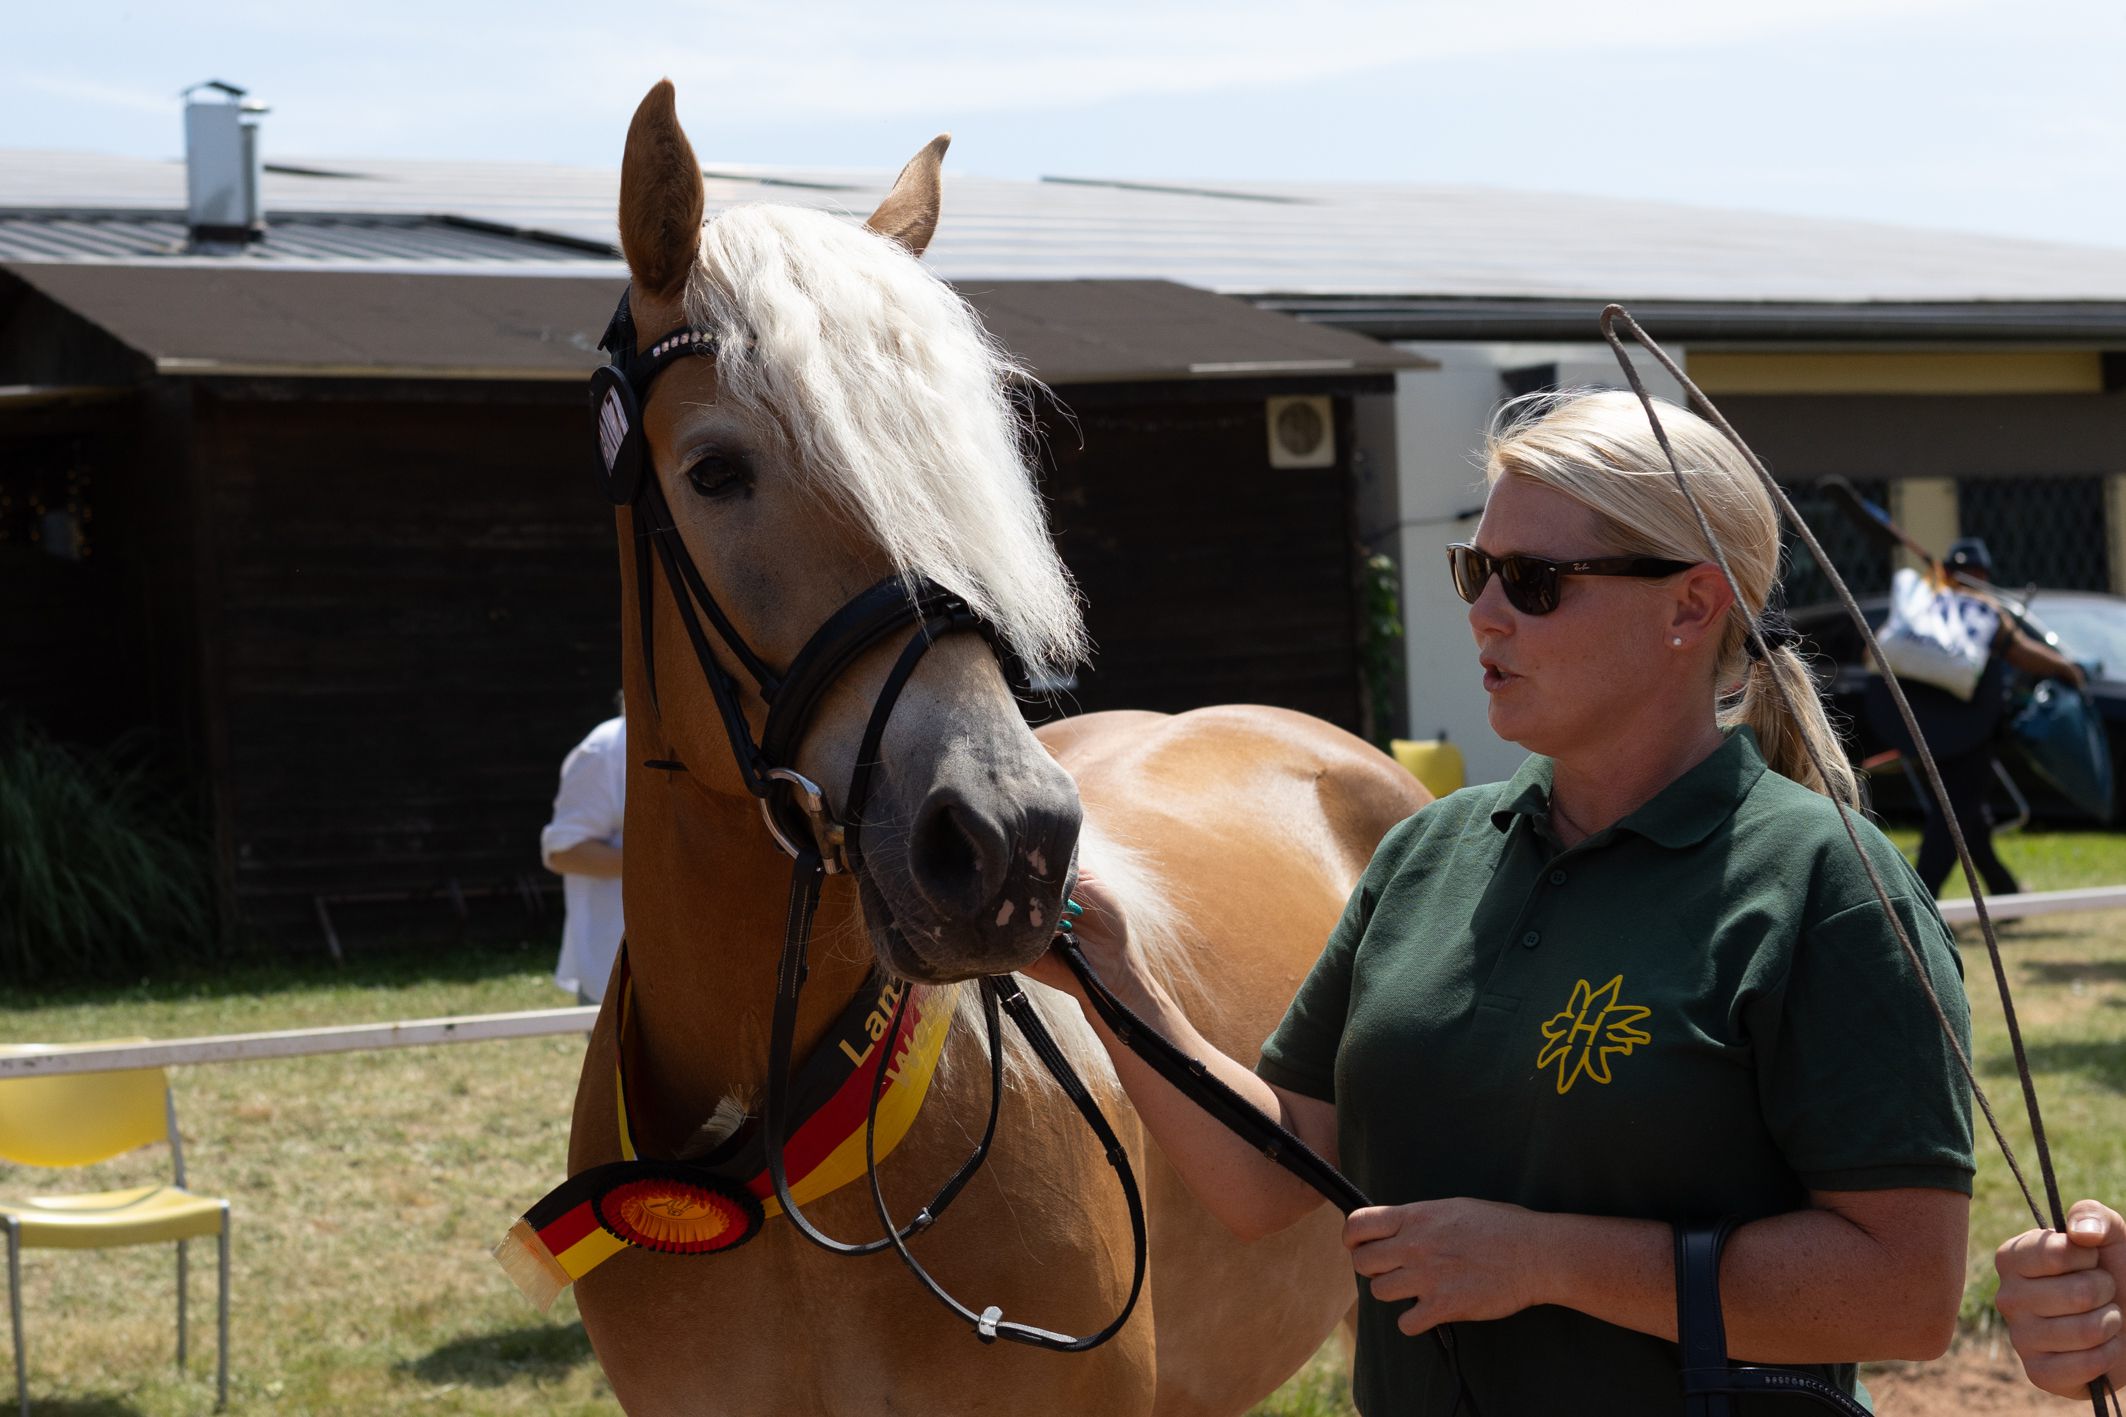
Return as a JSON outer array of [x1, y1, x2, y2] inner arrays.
[[1391, 736, 1466, 800], [0, 1043, 229, 1414]]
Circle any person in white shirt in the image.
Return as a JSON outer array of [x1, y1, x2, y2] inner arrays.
[[542, 711, 626, 1004]]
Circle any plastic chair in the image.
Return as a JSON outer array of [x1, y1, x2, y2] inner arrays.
[[0, 1042, 229, 1414]]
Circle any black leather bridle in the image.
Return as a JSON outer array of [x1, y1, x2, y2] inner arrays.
[[588, 287, 1147, 1353]]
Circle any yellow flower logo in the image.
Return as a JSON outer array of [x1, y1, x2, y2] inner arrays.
[[1536, 975, 1653, 1094]]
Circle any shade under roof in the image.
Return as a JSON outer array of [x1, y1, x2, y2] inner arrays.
[[2, 263, 1429, 386]]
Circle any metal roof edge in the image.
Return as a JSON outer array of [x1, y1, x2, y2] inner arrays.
[[1255, 296, 2126, 345]]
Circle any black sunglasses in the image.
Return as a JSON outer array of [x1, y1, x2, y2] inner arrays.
[[1446, 542, 1698, 616]]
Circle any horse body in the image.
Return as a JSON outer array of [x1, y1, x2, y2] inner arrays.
[[562, 81, 1429, 1415], [572, 706, 1423, 1416]]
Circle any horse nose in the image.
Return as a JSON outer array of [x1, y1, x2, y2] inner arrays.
[[908, 787, 1012, 920]]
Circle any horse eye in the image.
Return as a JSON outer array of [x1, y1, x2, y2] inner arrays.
[[685, 452, 751, 500]]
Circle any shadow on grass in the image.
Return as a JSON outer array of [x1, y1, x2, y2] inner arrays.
[[399, 1321, 596, 1387], [18, 1399, 148, 1417], [1983, 1039, 2126, 1093], [2020, 959, 2126, 985], [0, 930, 558, 1011]]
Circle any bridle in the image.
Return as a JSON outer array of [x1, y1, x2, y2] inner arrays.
[[588, 286, 1148, 1353], [1599, 306, 2120, 1417]]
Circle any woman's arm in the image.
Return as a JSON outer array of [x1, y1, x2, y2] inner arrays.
[[1347, 1185, 1968, 1361], [2001, 621, 2087, 688], [1023, 876, 1336, 1243]]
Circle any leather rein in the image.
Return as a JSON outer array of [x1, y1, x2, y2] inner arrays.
[[590, 282, 1483, 1401]]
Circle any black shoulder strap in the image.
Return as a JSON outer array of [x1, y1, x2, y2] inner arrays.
[[1674, 1219, 1875, 1417], [1676, 1219, 1738, 1417]]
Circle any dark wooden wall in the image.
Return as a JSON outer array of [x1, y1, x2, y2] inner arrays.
[[28, 377, 1366, 947], [192, 384, 621, 941], [1040, 390, 1365, 732]]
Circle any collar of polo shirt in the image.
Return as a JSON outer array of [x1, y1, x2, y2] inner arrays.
[[1489, 726, 1773, 849]]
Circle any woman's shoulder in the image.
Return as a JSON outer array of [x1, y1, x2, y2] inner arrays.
[[1358, 778, 1525, 881], [1737, 769, 1932, 924]]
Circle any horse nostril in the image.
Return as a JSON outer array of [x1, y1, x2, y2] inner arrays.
[[908, 790, 1008, 919]]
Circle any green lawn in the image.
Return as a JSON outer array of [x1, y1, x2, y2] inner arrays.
[[5, 832, 2126, 1414]]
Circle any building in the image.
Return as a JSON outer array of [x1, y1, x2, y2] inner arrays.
[[9, 99, 2126, 936], [0, 127, 1416, 945]]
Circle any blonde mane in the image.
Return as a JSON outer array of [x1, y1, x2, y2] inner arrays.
[[683, 204, 1087, 679]]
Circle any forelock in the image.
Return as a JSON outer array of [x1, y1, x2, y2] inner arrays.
[[681, 204, 1087, 675]]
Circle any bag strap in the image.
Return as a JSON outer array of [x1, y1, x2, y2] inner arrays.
[[1674, 1220, 1875, 1416], [1676, 1219, 1739, 1417]]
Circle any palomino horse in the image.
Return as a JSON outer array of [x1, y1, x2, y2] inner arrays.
[[562, 81, 1429, 1416]]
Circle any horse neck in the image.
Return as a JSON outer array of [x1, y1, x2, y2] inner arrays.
[[619, 763, 876, 1151]]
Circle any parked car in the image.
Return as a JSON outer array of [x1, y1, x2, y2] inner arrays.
[[1789, 588, 2126, 824]]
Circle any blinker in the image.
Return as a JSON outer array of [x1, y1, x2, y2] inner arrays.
[[588, 364, 646, 506]]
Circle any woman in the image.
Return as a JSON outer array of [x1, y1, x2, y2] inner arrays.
[[1029, 390, 1975, 1414]]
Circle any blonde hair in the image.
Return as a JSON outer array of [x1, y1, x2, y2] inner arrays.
[[682, 204, 1087, 679], [1483, 389, 1859, 807]]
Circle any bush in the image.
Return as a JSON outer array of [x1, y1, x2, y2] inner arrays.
[[0, 715, 218, 985]]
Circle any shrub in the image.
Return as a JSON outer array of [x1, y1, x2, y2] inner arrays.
[[0, 715, 218, 985]]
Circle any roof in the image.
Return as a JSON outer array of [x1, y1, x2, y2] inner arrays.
[[10, 148, 2126, 307], [0, 209, 614, 266], [1, 263, 1427, 385]]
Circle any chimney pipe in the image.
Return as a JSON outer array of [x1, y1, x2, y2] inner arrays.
[[182, 80, 268, 246]]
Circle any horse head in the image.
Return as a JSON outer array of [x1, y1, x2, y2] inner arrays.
[[612, 80, 1084, 985]]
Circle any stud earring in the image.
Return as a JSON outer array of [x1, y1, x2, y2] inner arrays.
[[1671, 636, 1684, 647]]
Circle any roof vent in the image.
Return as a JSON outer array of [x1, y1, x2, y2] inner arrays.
[[183, 80, 268, 246]]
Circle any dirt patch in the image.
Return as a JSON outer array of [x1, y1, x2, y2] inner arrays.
[[1866, 1341, 2099, 1415]]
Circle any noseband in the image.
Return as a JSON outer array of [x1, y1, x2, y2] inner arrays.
[[585, 287, 1148, 1352]]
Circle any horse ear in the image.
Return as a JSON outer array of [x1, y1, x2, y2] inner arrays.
[[619, 80, 706, 300], [864, 134, 950, 258]]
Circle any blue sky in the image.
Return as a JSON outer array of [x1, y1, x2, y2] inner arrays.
[[7, 0, 2120, 248]]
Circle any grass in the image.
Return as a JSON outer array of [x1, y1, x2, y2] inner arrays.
[[4, 832, 2125, 1415]]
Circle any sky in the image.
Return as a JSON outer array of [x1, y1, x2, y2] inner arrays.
[[6, 0, 2122, 249]]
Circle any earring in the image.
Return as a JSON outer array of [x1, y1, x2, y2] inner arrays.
[[1671, 637, 1684, 647]]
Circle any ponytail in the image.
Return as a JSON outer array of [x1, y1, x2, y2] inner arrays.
[[1724, 645, 1860, 808], [1488, 390, 1863, 809]]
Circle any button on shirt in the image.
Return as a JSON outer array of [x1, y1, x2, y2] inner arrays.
[[542, 716, 626, 1003], [1256, 728, 1973, 1417]]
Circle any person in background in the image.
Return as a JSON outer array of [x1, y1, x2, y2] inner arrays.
[[1865, 537, 2084, 898], [542, 699, 626, 1005], [1995, 1199, 2126, 1398]]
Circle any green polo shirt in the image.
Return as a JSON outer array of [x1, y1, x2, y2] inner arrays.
[[1257, 728, 1973, 1417]]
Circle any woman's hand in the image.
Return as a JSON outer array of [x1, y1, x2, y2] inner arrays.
[[1018, 869, 1160, 1014], [1995, 1200, 2126, 1397], [1345, 1198, 1546, 1336]]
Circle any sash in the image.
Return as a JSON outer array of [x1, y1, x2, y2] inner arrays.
[[495, 952, 952, 1310]]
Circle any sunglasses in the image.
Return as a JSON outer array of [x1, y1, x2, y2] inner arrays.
[[1446, 542, 1698, 616]]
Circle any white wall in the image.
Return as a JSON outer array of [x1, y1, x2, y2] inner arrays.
[[1363, 342, 1691, 787]]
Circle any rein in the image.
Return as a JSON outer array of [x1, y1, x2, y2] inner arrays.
[[1600, 306, 2119, 1417]]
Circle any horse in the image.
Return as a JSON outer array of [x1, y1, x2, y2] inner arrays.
[[560, 80, 1430, 1416]]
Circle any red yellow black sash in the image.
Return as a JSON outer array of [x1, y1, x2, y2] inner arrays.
[[495, 954, 951, 1311]]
